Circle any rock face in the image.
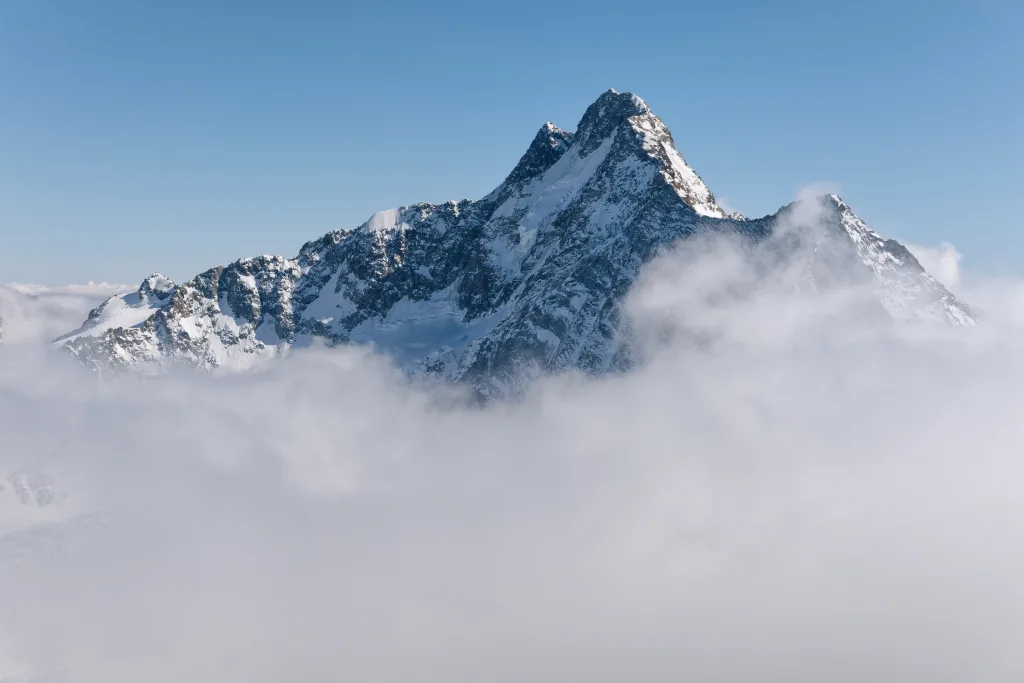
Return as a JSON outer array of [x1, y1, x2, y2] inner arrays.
[[55, 89, 973, 396]]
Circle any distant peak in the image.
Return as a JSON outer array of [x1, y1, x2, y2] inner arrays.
[[138, 273, 175, 300], [574, 89, 651, 155], [797, 193, 853, 217], [825, 193, 849, 209]]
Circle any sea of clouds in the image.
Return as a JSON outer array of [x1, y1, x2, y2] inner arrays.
[[2, 201, 1024, 682]]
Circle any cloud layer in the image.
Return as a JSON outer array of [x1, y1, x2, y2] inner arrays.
[[2, 231, 1024, 682], [0, 283, 128, 347]]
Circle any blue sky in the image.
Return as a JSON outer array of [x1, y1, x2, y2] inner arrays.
[[1, 0, 1021, 286]]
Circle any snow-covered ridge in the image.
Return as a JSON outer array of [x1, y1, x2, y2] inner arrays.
[[827, 195, 974, 325], [54, 90, 974, 395]]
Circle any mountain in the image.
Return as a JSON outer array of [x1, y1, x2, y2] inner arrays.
[[0, 467, 100, 568], [54, 90, 973, 397]]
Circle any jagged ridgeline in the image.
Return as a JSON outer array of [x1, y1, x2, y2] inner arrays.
[[54, 90, 973, 396]]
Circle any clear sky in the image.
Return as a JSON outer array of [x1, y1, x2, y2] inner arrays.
[[2, 0, 1021, 286]]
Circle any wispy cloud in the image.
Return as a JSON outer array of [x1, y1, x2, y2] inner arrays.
[[906, 241, 963, 291]]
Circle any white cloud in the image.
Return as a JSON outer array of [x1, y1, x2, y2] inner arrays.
[[2, 209, 1024, 682], [715, 196, 742, 217], [906, 242, 963, 291], [0, 283, 129, 346]]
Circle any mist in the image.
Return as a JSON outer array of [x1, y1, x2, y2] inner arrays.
[[2, 218, 1024, 682], [0, 284, 127, 347]]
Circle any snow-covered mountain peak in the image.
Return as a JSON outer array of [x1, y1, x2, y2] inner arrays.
[[764, 193, 975, 326], [54, 90, 975, 393], [574, 89, 651, 155], [568, 89, 726, 218], [137, 273, 175, 302]]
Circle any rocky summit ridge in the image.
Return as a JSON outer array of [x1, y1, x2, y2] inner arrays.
[[53, 89, 974, 397]]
